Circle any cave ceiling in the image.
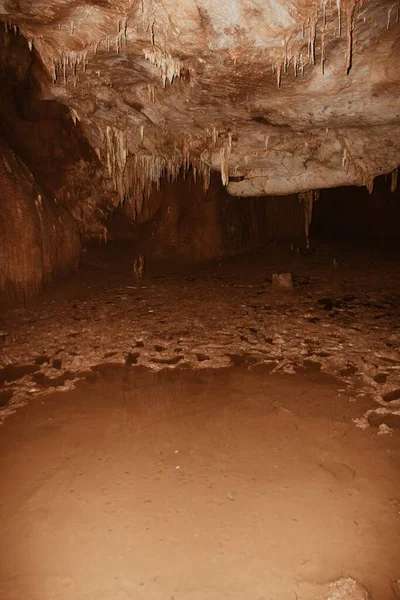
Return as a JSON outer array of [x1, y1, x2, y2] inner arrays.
[[0, 0, 399, 211]]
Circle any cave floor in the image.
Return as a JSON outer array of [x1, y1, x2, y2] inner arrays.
[[1, 240, 400, 429], [0, 366, 399, 600], [1, 241, 400, 598]]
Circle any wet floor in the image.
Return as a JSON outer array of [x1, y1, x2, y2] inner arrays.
[[0, 365, 399, 600], [2, 241, 400, 430]]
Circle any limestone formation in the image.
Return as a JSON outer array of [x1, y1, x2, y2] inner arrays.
[[0, 0, 398, 215], [0, 138, 81, 299]]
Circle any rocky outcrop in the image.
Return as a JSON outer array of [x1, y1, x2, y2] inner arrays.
[[0, 138, 81, 302], [0, 28, 113, 236]]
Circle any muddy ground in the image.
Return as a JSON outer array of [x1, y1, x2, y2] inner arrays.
[[0, 241, 400, 599]]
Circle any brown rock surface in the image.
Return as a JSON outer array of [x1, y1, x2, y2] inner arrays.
[[0, 0, 398, 211]]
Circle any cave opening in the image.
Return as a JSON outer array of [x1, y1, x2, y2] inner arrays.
[[1, 7, 400, 600]]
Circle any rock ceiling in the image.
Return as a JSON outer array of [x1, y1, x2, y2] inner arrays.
[[0, 0, 399, 212]]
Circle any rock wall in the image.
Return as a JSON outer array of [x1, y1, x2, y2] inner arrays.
[[312, 176, 400, 240], [0, 138, 81, 303], [0, 29, 112, 238], [106, 173, 306, 262]]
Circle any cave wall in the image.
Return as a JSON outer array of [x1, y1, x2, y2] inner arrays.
[[140, 174, 266, 261], [265, 195, 305, 240], [0, 28, 112, 237], [106, 174, 306, 262], [0, 138, 81, 303], [311, 176, 400, 240]]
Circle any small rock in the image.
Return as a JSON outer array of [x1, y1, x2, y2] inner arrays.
[[377, 423, 393, 435], [272, 273, 293, 291], [310, 577, 370, 600], [324, 577, 370, 599]]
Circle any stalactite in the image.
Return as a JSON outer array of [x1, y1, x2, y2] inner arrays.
[[100, 226, 108, 243], [62, 56, 67, 84], [70, 108, 80, 126], [94, 146, 102, 161], [201, 161, 211, 192], [308, 13, 317, 65], [336, 0, 342, 35], [391, 167, 398, 193], [116, 19, 128, 54], [220, 146, 231, 186], [54, 50, 89, 85], [387, 4, 396, 28], [143, 48, 182, 87], [345, 2, 356, 74], [212, 127, 218, 147], [283, 39, 289, 73], [147, 83, 155, 103], [299, 190, 314, 248], [342, 147, 349, 171], [276, 62, 282, 88], [104, 126, 128, 197], [182, 135, 191, 173], [300, 53, 305, 76], [322, 0, 327, 25], [339, 136, 353, 173]]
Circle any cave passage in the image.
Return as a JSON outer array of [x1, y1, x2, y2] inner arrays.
[[1, 4, 400, 599]]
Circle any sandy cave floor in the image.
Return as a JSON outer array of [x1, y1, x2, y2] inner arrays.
[[1, 241, 400, 599]]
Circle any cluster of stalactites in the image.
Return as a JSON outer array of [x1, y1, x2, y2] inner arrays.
[[46, 17, 129, 85], [270, 0, 399, 88], [52, 50, 88, 85], [143, 47, 182, 88], [100, 125, 211, 219], [338, 135, 377, 193]]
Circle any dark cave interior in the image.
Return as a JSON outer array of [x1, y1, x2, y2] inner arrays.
[[0, 13, 400, 600]]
